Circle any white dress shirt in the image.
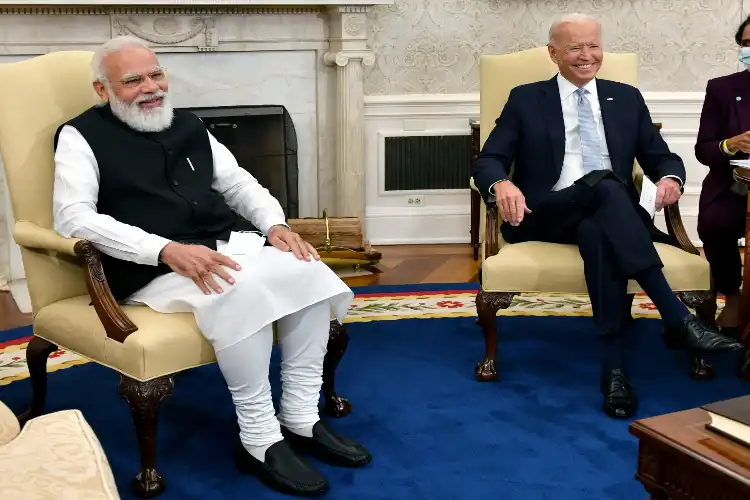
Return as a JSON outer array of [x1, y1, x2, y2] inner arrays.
[[488, 73, 681, 197], [52, 124, 288, 267], [553, 73, 611, 190]]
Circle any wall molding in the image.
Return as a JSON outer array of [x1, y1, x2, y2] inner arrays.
[[363, 91, 707, 246]]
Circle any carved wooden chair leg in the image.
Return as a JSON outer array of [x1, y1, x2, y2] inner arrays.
[[679, 291, 716, 380], [322, 320, 352, 418], [119, 375, 175, 499], [475, 290, 517, 381], [475, 267, 483, 327], [17, 336, 58, 426], [738, 347, 750, 381]]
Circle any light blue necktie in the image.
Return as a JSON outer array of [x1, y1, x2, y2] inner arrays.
[[576, 88, 602, 174]]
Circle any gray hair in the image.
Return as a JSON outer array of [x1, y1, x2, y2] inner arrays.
[[548, 13, 601, 45], [91, 35, 152, 83]]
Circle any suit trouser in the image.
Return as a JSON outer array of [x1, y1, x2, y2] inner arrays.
[[697, 189, 746, 296], [513, 177, 662, 338]]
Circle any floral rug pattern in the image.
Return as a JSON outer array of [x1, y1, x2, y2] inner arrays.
[[0, 289, 719, 386]]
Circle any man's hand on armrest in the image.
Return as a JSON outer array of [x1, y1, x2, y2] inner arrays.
[[655, 177, 682, 211], [493, 181, 530, 226]]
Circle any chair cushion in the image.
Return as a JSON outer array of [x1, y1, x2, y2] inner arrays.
[[482, 241, 711, 294], [0, 402, 20, 446], [34, 296, 216, 382], [0, 408, 120, 499]]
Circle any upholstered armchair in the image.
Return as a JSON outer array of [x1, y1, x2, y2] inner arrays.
[[0, 400, 121, 498], [0, 51, 352, 498], [471, 47, 716, 383]]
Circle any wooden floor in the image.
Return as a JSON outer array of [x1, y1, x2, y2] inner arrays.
[[0, 244, 479, 332]]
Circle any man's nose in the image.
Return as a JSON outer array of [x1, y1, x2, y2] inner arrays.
[[140, 77, 160, 93]]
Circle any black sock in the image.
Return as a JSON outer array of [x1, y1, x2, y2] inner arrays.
[[600, 334, 624, 372], [633, 267, 690, 328]]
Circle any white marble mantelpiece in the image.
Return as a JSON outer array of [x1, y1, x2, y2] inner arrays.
[[0, 1, 391, 4], [0, 1, 391, 309]]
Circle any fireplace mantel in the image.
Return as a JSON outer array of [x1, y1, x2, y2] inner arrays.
[[0, 0, 391, 4], [0, 0, 393, 13]]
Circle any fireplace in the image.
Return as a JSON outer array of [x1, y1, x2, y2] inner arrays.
[[185, 105, 300, 229]]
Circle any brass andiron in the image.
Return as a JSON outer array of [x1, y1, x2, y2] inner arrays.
[[314, 208, 382, 268]]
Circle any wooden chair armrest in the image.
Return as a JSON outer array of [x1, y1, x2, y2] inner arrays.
[[663, 202, 699, 255], [74, 240, 138, 343], [13, 221, 137, 342], [483, 200, 500, 258]]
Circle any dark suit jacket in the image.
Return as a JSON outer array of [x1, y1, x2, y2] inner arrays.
[[695, 70, 750, 210], [472, 76, 685, 240]]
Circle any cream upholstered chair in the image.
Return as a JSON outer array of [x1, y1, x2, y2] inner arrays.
[[0, 51, 353, 498], [471, 47, 716, 383], [0, 400, 121, 499]]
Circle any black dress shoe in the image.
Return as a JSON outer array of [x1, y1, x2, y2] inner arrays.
[[662, 314, 743, 352], [600, 368, 636, 419], [236, 440, 328, 496], [281, 420, 372, 467]]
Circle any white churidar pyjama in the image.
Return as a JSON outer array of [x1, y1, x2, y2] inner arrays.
[[127, 241, 354, 449]]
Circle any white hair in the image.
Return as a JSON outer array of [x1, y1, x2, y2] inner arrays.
[[548, 13, 601, 45], [91, 36, 173, 133], [91, 35, 152, 83]]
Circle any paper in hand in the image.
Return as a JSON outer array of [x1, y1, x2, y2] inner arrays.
[[226, 231, 266, 257], [639, 176, 658, 218]]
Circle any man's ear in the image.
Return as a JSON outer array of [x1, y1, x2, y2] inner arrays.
[[547, 44, 558, 64], [93, 80, 109, 103]]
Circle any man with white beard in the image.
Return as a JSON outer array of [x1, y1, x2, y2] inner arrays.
[[52, 36, 370, 496]]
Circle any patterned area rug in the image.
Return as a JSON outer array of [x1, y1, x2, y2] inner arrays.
[[0, 285, 720, 386]]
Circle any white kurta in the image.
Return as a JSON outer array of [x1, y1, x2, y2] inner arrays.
[[53, 124, 354, 352]]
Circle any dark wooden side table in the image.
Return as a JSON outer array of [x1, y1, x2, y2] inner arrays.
[[629, 399, 750, 499], [470, 119, 480, 260]]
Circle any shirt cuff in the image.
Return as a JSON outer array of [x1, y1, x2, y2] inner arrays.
[[660, 175, 683, 188], [488, 179, 509, 197], [263, 222, 289, 236], [138, 234, 172, 266]]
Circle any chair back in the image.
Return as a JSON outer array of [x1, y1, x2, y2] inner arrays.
[[479, 46, 638, 147], [0, 51, 100, 313]]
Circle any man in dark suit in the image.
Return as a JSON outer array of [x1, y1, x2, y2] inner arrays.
[[472, 13, 742, 419]]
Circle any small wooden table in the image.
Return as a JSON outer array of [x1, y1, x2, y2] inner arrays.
[[629, 398, 750, 499]]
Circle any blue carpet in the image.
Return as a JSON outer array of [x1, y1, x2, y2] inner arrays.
[[1, 298, 748, 499]]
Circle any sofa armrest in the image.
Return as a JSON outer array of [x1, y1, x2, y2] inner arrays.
[[0, 401, 20, 446], [13, 221, 138, 343]]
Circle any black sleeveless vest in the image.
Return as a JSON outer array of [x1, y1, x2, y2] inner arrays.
[[54, 104, 239, 302]]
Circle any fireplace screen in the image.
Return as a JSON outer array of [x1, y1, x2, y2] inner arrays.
[[183, 105, 299, 231]]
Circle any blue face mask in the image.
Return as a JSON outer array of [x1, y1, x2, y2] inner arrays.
[[741, 47, 750, 69]]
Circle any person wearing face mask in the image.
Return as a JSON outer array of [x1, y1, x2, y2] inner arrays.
[[695, 15, 750, 338]]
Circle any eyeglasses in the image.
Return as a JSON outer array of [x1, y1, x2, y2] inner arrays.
[[117, 67, 167, 88]]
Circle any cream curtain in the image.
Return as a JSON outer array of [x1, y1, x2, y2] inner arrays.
[[0, 163, 10, 291]]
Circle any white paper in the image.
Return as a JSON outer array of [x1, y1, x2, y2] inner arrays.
[[639, 176, 658, 218], [226, 231, 266, 257], [730, 159, 750, 168]]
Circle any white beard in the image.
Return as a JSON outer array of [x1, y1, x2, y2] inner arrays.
[[108, 88, 174, 133]]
